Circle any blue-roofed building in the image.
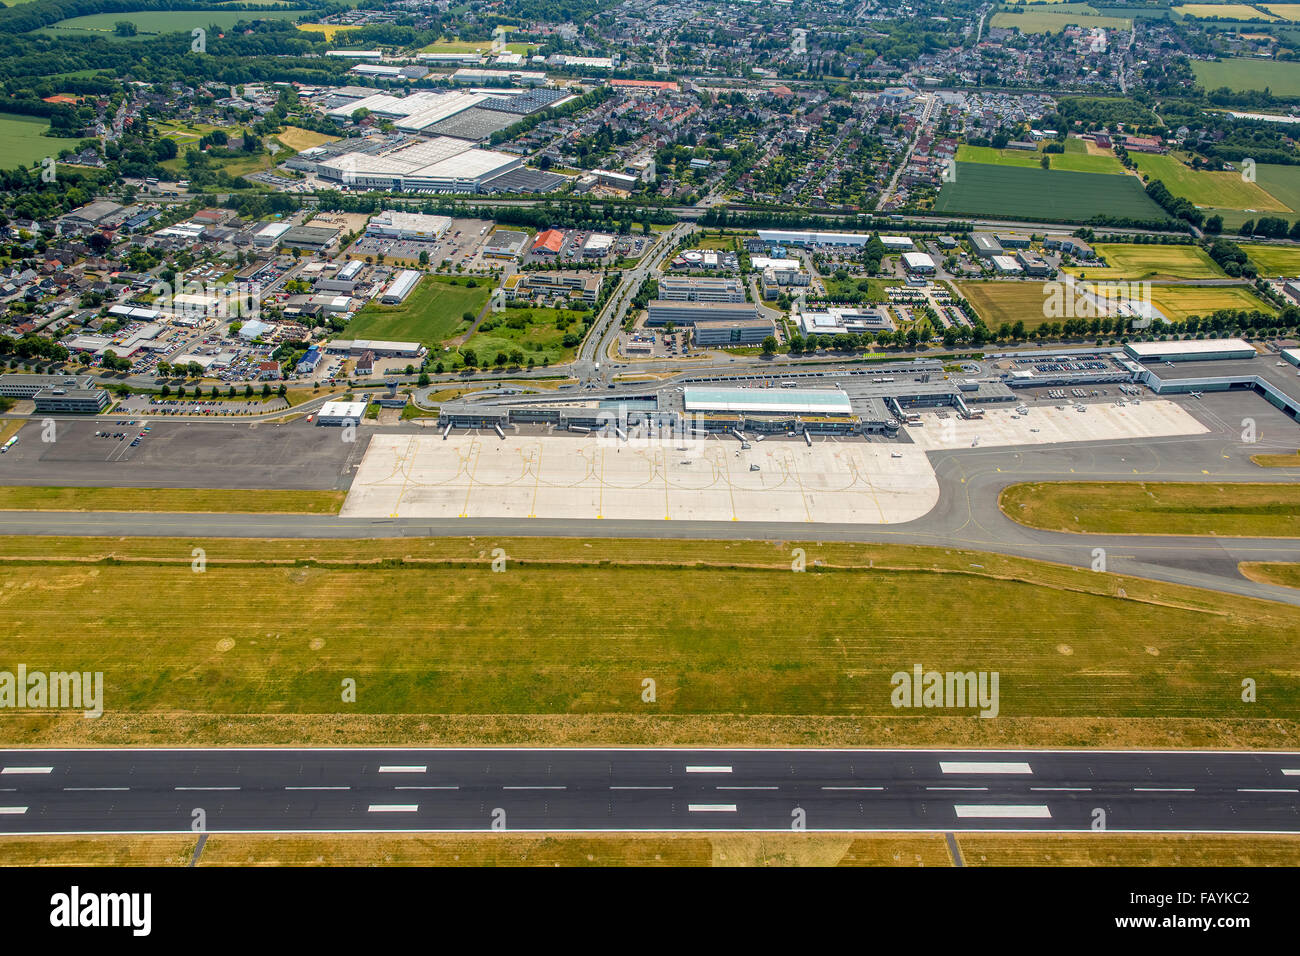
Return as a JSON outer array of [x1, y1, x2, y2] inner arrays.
[[296, 346, 322, 374]]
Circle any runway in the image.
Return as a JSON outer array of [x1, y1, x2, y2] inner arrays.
[[0, 748, 1296, 834]]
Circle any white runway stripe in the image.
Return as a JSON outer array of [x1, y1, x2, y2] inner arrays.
[[1, 767, 52, 775], [175, 786, 239, 791], [954, 805, 1052, 819], [1133, 787, 1194, 793], [0, 807, 28, 815], [285, 786, 350, 791], [940, 762, 1032, 775], [368, 804, 419, 812], [688, 804, 737, 812], [378, 766, 427, 774], [1238, 788, 1299, 793], [686, 766, 733, 773], [821, 786, 885, 791], [64, 787, 129, 792]]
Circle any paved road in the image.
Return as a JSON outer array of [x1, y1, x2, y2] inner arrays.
[[0, 748, 1295, 834], [2, 427, 1296, 604]]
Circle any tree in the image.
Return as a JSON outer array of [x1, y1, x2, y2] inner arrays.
[[244, 385, 253, 398], [761, 335, 778, 355], [114, 21, 136, 36], [418, 372, 430, 386], [277, 383, 287, 398], [461, 348, 478, 367], [261, 383, 271, 398]]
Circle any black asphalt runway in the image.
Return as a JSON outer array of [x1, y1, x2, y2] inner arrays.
[[0, 748, 1296, 834]]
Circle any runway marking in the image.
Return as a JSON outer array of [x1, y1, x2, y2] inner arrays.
[[285, 786, 350, 791], [954, 805, 1052, 819], [394, 786, 459, 791], [821, 786, 885, 791], [0, 807, 28, 815], [502, 786, 565, 790], [928, 786, 989, 791], [1133, 787, 1195, 792], [688, 804, 737, 812], [1, 767, 52, 775], [717, 786, 777, 791], [378, 766, 427, 774], [368, 804, 419, 813], [686, 766, 732, 773], [1031, 787, 1092, 792], [610, 786, 673, 791], [64, 787, 129, 792], [940, 762, 1032, 775], [175, 786, 239, 791], [1282, 769, 1300, 776], [1238, 788, 1299, 793]]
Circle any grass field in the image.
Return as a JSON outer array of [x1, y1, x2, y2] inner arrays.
[[0, 420, 25, 444], [0, 112, 57, 171], [956, 144, 1124, 175], [1000, 481, 1300, 535], [1174, 3, 1278, 19], [462, 307, 584, 367], [1131, 152, 1289, 213], [1239, 561, 1300, 588], [1192, 57, 1300, 96], [954, 281, 1057, 330], [1147, 284, 1277, 320], [0, 536, 1298, 751], [1242, 242, 1300, 276], [0, 487, 345, 514], [1252, 163, 1300, 213], [959, 834, 1300, 867], [1263, 3, 1300, 19], [1065, 242, 1225, 281], [420, 38, 534, 55], [2, 831, 1295, 867], [990, 7, 1132, 31], [275, 126, 338, 152], [934, 163, 1171, 223], [40, 9, 311, 38], [343, 275, 490, 349], [1251, 448, 1300, 466]]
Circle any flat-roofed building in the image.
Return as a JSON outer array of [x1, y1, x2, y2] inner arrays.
[[483, 229, 529, 259], [693, 318, 776, 345], [991, 255, 1023, 275], [971, 233, 1003, 258], [327, 339, 424, 358], [647, 300, 757, 326], [657, 276, 746, 303], [902, 251, 935, 274], [0, 373, 97, 398], [503, 271, 602, 304], [281, 225, 340, 253], [32, 386, 108, 414], [316, 400, 368, 425], [366, 211, 452, 240], [1124, 338, 1257, 363], [684, 386, 853, 416]]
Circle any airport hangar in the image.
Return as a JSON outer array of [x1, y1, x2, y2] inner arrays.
[[437, 378, 1020, 437]]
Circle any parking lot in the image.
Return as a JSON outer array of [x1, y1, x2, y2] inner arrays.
[[341, 432, 940, 523], [0, 419, 366, 490]]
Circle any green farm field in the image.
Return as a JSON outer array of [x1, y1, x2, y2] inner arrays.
[[1148, 284, 1277, 320], [1064, 242, 1225, 280], [1, 536, 1299, 750], [957, 143, 1124, 175], [1131, 152, 1289, 212], [38, 9, 311, 39], [0, 112, 57, 170], [933, 163, 1171, 222], [954, 281, 1058, 330], [1242, 242, 1300, 276], [343, 275, 490, 348], [1192, 57, 1300, 96], [1001, 481, 1299, 535], [990, 6, 1132, 31]]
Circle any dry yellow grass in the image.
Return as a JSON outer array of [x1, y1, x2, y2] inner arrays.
[[198, 832, 950, 866], [960, 833, 1300, 866], [1251, 449, 1300, 467], [1239, 561, 1300, 590], [275, 126, 339, 152], [0, 835, 196, 867], [0, 536, 1298, 751], [0, 419, 25, 444], [0, 487, 345, 514]]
